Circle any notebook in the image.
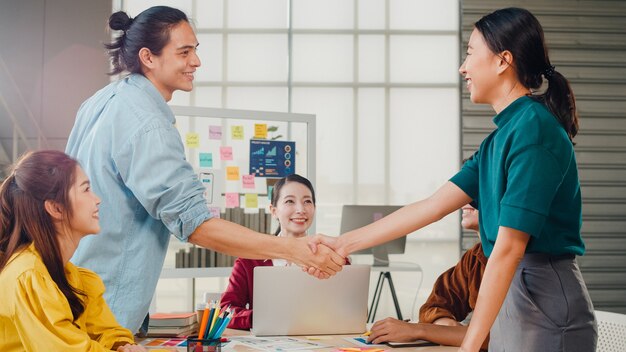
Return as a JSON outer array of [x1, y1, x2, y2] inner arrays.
[[252, 265, 371, 336]]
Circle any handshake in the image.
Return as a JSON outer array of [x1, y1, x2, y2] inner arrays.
[[288, 234, 351, 279]]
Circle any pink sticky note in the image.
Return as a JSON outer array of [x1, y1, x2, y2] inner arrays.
[[225, 193, 239, 208], [220, 146, 233, 161], [242, 175, 255, 189], [209, 125, 222, 140]]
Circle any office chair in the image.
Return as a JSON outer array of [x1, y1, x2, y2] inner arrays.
[[595, 310, 626, 352]]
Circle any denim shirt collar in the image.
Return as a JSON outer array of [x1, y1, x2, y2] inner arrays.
[[127, 73, 176, 124]]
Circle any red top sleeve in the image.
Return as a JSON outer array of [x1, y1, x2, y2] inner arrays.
[[220, 258, 271, 330], [418, 242, 487, 323]]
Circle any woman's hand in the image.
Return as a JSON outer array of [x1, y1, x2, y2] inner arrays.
[[368, 317, 418, 344], [307, 233, 349, 257], [290, 236, 345, 278], [301, 234, 351, 278], [116, 343, 149, 352]]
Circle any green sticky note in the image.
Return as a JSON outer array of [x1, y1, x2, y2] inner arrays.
[[199, 153, 213, 168]]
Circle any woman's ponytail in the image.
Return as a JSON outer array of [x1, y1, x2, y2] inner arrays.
[[0, 174, 26, 270], [540, 68, 579, 141]]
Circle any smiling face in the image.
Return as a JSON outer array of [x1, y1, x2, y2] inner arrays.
[[270, 181, 316, 238], [461, 204, 479, 233], [459, 28, 501, 105], [67, 166, 101, 238], [145, 21, 201, 101]]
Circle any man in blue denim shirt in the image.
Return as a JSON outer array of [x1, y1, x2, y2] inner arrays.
[[66, 6, 343, 333]]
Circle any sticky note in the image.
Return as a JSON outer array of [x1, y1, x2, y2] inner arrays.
[[226, 166, 240, 181], [220, 146, 233, 161], [225, 193, 239, 208], [267, 186, 274, 200], [245, 193, 258, 208], [231, 125, 244, 140], [209, 125, 222, 140], [254, 123, 268, 139], [185, 133, 199, 148], [145, 339, 166, 346], [208, 207, 221, 219], [199, 153, 213, 168], [242, 175, 255, 189]]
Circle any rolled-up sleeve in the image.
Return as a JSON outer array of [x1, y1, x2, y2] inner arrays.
[[113, 119, 212, 241], [500, 144, 565, 238], [449, 151, 480, 202]]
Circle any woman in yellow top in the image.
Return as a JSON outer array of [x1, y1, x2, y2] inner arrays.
[[0, 150, 146, 352]]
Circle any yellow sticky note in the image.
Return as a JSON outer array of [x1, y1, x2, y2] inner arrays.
[[254, 123, 268, 139], [231, 125, 244, 140], [185, 133, 199, 148], [226, 166, 240, 181], [245, 193, 258, 208]]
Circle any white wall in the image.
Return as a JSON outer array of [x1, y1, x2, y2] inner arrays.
[[0, 0, 111, 154]]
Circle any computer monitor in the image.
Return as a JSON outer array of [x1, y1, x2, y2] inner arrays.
[[340, 205, 406, 266]]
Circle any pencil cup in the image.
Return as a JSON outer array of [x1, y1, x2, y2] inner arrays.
[[186, 338, 221, 352]]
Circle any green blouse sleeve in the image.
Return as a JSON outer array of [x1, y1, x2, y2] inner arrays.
[[450, 151, 480, 202], [499, 144, 566, 238]]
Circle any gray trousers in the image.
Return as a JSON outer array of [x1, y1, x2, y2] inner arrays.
[[489, 253, 597, 352]]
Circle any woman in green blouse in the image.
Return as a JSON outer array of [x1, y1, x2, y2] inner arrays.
[[311, 7, 597, 352]]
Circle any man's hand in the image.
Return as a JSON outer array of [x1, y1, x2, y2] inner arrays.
[[289, 236, 345, 278], [368, 317, 418, 344], [306, 233, 349, 257], [303, 234, 352, 278]]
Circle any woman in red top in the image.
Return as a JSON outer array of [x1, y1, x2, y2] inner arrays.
[[220, 174, 317, 330]]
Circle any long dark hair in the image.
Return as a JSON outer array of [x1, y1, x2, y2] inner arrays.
[[270, 174, 316, 236], [475, 7, 578, 141], [105, 6, 189, 75], [0, 150, 86, 320]]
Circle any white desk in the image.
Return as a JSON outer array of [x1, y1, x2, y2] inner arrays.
[[141, 330, 458, 351], [221, 332, 458, 351]]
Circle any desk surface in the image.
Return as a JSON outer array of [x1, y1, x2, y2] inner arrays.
[[224, 329, 456, 351], [141, 330, 457, 351]]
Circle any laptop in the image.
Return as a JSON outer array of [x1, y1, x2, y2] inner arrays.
[[252, 265, 370, 336], [340, 205, 406, 266]]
